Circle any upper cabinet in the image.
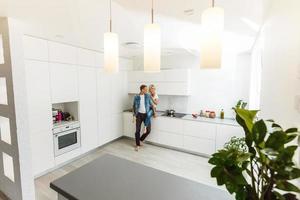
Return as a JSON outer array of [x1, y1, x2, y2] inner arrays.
[[48, 41, 77, 64], [77, 49, 96, 67], [23, 36, 48, 61], [49, 63, 79, 103], [128, 69, 191, 96]]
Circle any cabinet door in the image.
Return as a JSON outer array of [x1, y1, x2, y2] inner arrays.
[[78, 67, 98, 153], [159, 131, 183, 148], [48, 41, 77, 64], [30, 130, 54, 176], [97, 70, 112, 145], [23, 36, 48, 61], [183, 121, 216, 140], [77, 49, 96, 67], [25, 60, 52, 133], [183, 136, 215, 155], [216, 125, 244, 151], [111, 113, 123, 140], [154, 117, 183, 134], [50, 63, 79, 103], [25, 60, 54, 175], [123, 112, 135, 138]]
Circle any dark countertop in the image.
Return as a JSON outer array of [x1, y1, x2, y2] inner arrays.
[[50, 154, 233, 200]]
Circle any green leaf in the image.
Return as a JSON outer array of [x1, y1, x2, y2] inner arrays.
[[252, 119, 267, 145], [275, 180, 300, 193], [285, 128, 298, 134], [285, 133, 299, 144], [272, 123, 283, 129], [266, 131, 286, 150], [283, 193, 298, 200], [211, 166, 223, 177], [235, 109, 259, 132]]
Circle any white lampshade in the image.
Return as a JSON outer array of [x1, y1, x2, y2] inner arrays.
[[144, 23, 161, 73], [200, 7, 224, 69], [104, 32, 119, 73]]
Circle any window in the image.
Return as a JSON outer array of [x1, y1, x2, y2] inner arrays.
[[2, 152, 15, 182]]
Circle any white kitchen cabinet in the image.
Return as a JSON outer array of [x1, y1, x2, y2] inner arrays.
[[50, 63, 79, 103], [77, 49, 96, 67], [25, 60, 54, 176], [127, 69, 191, 96], [23, 36, 48, 61], [216, 124, 244, 151], [95, 52, 104, 68], [111, 113, 123, 140], [97, 70, 125, 145], [55, 147, 82, 166], [25, 60, 53, 133], [78, 67, 98, 153], [159, 131, 183, 148], [99, 115, 122, 145], [183, 120, 216, 140], [183, 136, 216, 155], [48, 41, 77, 64], [153, 117, 183, 134], [30, 130, 55, 176], [123, 112, 135, 138]]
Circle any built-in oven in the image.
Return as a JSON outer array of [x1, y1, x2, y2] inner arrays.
[[53, 121, 81, 157]]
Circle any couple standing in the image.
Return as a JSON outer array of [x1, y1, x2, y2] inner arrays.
[[132, 84, 159, 151]]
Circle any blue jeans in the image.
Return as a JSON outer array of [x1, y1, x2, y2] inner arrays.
[[144, 109, 153, 127]]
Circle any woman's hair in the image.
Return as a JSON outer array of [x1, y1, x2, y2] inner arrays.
[[149, 84, 156, 94]]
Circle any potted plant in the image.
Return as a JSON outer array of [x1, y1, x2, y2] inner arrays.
[[209, 104, 300, 200]]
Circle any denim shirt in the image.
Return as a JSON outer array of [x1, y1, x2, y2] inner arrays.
[[133, 93, 151, 116]]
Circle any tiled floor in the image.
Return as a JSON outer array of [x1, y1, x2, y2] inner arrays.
[[4, 138, 222, 200]]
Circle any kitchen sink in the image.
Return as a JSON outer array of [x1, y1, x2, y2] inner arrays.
[[161, 113, 186, 118]]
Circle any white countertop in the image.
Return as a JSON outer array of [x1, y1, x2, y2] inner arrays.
[[124, 111, 238, 126]]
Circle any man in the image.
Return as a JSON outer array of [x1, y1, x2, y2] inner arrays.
[[133, 84, 152, 151]]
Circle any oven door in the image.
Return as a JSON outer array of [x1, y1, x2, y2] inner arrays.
[[54, 128, 81, 157]]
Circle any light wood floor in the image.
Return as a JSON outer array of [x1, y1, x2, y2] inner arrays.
[[4, 138, 222, 200]]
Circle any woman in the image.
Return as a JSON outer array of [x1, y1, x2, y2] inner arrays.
[[144, 84, 159, 133]]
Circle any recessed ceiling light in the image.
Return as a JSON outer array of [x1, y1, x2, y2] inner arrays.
[[122, 42, 143, 49], [184, 9, 194, 16]]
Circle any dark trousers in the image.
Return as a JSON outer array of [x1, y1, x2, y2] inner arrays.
[[135, 113, 151, 146]]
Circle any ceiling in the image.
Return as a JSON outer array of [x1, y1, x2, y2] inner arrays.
[[0, 0, 266, 58]]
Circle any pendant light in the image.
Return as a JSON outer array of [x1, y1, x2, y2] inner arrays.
[[200, 0, 224, 69], [144, 0, 161, 73], [104, 0, 119, 73]]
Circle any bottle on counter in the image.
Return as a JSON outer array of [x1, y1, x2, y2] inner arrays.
[[220, 109, 225, 119]]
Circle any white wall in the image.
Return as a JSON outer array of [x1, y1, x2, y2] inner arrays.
[[259, 0, 300, 128], [132, 51, 252, 118], [258, 0, 300, 165]]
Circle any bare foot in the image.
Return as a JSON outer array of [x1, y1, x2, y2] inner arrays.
[[134, 146, 140, 151]]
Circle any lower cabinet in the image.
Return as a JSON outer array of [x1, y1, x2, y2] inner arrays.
[[216, 124, 244, 151], [55, 148, 82, 166], [123, 113, 243, 156], [183, 136, 215, 155], [123, 112, 135, 138], [159, 131, 183, 148], [30, 130, 55, 176]]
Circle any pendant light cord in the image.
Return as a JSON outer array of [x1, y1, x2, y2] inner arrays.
[[109, 0, 112, 32], [151, 0, 154, 24], [212, 0, 215, 7]]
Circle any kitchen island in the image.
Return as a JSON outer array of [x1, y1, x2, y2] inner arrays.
[[50, 154, 233, 200]]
